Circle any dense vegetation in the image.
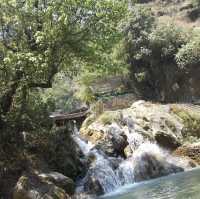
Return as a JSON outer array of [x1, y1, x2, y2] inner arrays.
[[119, 4, 200, 101], [0, 0, 200, 197], [0, 0, 127, 196]]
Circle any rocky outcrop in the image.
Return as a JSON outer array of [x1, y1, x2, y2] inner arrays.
[[13, 173, 71, 199], [38, 172, 75, 195], [73, 101, 200, 197], [174, 142, 200, 164], [81, 121, 128, 157], [80, 101, 187, 157]]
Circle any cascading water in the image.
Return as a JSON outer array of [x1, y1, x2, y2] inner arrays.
[[73, 124, 122, 194], [72, 122, 192, 198], [116, 159, 135, 185]]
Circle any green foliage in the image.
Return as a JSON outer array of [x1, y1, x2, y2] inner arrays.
[[149, 23, 186, 61], [121, 4, 155, 65], [0, 1, 128, 191], [0, 0, 127, 128], [118, 4, 200, 100], [42, 73, 82, 112], [176, 28, 200, 69], [76, 86, 96, 105], [0, 0, 127, 119], [98, 111, 121, 125], [193, 0, 200, 8]]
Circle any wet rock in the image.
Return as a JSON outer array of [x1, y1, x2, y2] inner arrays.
[[81, 123, 128, 157], [83, 157, 121, 195], [132, 143, 184, 182], [108, 157, 123, 170], [155, 131, 181, 150], [13, 173, 70, 199], [84, 171, 104, 195], [133, 152, 184, 182]]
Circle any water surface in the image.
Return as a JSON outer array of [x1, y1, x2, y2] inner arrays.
[[100, 168, 200, 199]]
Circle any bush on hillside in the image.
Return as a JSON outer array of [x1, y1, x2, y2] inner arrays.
[[149, 23, 186, 61], [121, 4, 155, 68], [176, 29, 200, 70], [193, 0, 200, 8]]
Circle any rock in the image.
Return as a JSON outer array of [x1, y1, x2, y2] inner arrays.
[[82, 156, 121, 196], [84, 172, 104, 195], [133, 152, 184, 182], [124, 145, 133, 158], [81, 101, 200, 161], [81, 123, 128, 157], [13, 173, 70, 199], [155, 131, 181, 150], [174, 142, 200, 165], [38, 172, 75, 195], [133, 144, 184, 182]]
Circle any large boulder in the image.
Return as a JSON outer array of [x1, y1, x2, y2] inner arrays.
[[132, 143, 184, 182], [13, 173, 70, 199], [82, 155, 121, 196], [133, 151, 184, 181], [38, 172, 75, 195], [154, 130, 181, 150], [81, 122, 128, 157]]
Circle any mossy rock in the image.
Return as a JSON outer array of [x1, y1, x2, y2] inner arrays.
[[171, 106, 200, 138], [13, 173, 70, 199], [98, 111, 122, 125]]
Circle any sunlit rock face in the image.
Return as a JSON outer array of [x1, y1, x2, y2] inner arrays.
[[80, 101, 185, 156]]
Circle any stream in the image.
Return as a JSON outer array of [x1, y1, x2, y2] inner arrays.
[[100, 167, 200, 199]]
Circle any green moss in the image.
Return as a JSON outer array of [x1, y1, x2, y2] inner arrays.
[[171, 106, 200, 138], [98, 111, 121, 125]]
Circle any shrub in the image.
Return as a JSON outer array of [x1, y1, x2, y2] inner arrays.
[[121, 4, 155, 66], [149, 23, 186, 61], [193, 0, 200, 8], [171, 106, 200, 138], [98, 111, 121, 125], [176, 29, 200, 70]]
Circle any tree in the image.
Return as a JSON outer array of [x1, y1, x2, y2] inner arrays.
[[0, 1, 128, 186], [176, 29, 200, 71], [121, 4, 155, 73], [119, 4, 192, 101], [0, 0, 127, 129]]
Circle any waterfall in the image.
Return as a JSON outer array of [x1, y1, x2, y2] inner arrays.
[[72, 123, 190, 197], [86, 154, 122, 193], [73, 125, 122, 194], [116, 159, 135, 185]]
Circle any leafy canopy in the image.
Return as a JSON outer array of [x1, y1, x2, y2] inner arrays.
[[0, 0, 127, 126]]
